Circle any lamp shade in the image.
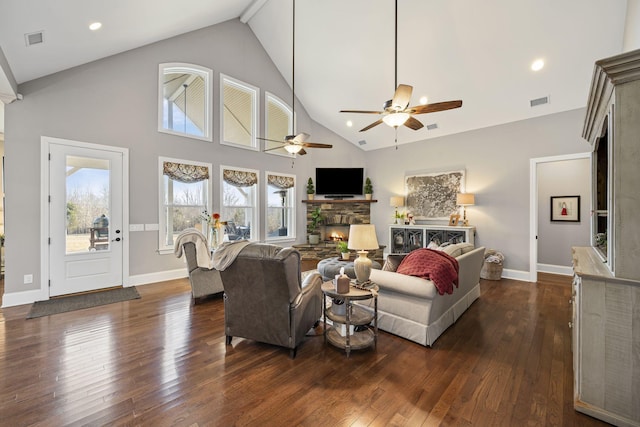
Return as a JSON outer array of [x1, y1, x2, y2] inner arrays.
[[390, 196, 404, 207], [347, 224, 379, 251], [456, 193, 475, 206]]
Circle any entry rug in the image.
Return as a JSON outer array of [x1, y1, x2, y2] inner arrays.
[[27, 287, 140, 319]]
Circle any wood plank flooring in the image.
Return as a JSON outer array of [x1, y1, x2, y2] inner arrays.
[[0, 273, 610, 426]]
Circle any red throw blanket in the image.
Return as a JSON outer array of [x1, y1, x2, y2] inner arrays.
[[396, 248, 459, 295]]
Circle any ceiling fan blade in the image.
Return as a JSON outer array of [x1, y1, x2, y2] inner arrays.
[[302, 142, 333, 149], [298, 148, 307, 155], [290, 132, 310, 143], [257, 136, 287, 144], [360, 119, 384, 132], [391, 84, 413, 110], [264, 145, 287, 152], [408, 100, 463, 115], [404, 116, 424, 130], [340, 109, 384, 114]]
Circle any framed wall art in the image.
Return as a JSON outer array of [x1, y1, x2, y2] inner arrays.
[[405, 170, 465, 220], [550, 195, 580, 222]]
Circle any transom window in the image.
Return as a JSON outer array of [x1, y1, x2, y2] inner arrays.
[[220, 74, 259, 150], [266, 172, 296, 241], [221, 166, 258, 241], [158, 63, 213, 142], [159, 157, 211, 252]]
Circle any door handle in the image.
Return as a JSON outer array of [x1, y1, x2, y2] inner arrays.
[[112, 237, 121, 242]]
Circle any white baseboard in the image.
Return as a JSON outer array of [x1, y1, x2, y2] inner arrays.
[[500, 268, 531, 282], [128, 268, 188, 287], [2, 288, 49, 308], [536, 263, 573, 276]]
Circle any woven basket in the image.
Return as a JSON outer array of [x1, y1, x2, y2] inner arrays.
[[480, 249, 504, 280]]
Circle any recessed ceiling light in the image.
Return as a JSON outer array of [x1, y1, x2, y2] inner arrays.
[[419, 96, 428, 105], [531, 59, 544, 71], [89, 22, 102, 31], [346, 120, 353, 127]]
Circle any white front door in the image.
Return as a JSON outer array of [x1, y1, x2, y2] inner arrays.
[[49, 142, 124, 296]]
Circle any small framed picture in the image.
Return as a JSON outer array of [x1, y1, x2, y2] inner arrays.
[[551, 196, 580, 222], [449, 213, 460, 226]]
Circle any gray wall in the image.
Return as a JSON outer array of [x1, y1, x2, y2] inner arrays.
[[537, 158, 591, 267], [365, 109, 592, 273], [3, 19, 362, 297]]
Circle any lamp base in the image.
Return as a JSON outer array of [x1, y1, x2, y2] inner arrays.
[[354, 251, 372, 283]]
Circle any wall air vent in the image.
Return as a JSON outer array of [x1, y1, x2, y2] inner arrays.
[[25, 31, 44, 47], [358, 140, 367, 146], [426, 123, 438, 130], [530, 96, 549, 107]]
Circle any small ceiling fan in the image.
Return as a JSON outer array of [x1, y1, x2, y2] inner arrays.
[[259, 0, 332, 156], [340, 0, 462, 133]]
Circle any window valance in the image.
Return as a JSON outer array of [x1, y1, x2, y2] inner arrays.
[[163, 161, 209, 183], [267, 174, 295, 189], [223, 169, 258, 187]]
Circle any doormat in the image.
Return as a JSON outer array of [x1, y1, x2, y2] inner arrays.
[[27, 287, 140, 319]]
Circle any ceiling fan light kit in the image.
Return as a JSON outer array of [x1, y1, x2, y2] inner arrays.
[[383, 112, 410, 127]]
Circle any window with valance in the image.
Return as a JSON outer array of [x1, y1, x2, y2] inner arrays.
[[159, 158, 211, 252], [221, 166, 258, 241], [266, 172, 296, 241]]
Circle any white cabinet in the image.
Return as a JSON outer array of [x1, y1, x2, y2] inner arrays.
[[389, 225, 475, 255]]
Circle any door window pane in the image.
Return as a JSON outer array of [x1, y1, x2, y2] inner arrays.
[[65, 156, 110, 253]]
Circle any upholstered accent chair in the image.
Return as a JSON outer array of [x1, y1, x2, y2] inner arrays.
[[181, 241, 224, 300], [218, 243, 323, 358]]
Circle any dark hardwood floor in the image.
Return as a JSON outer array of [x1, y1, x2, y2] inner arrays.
[[0, 273, 609, 426]]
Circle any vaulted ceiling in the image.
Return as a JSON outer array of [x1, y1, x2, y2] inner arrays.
[[0, 0, 632, 150]]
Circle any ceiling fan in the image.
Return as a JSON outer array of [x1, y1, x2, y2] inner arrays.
[[340, 0, 462, 133], [259, 0, 332, 156]]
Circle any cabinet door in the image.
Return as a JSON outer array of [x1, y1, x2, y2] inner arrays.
[[407, 229, 424, 252], [445, 230, 467, 244], [390, 228, 406, 253]]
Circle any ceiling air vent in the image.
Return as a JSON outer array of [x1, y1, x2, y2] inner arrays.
[[426, 123, 438, 130], [358, 140, 367, 146], [530, 96, 549, 107], [25, 31, 44, 47]]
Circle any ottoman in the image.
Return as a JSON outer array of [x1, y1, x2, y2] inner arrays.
[[317, 257, 382, 282]]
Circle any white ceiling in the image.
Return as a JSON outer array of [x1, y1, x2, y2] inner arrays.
[[0, 0, 631, 150]]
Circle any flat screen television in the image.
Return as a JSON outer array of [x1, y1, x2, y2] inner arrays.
[[315, 167, 364, 198]]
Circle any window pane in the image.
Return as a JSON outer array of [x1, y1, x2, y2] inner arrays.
[[222, 76, 257, 149], [66, 156, 110, 253], [265, 93, 292, 155], [266, 179, 294, 240]]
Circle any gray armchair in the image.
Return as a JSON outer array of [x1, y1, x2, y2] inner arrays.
[[181, 241, 224, 300], [218, 243, 322, 358]]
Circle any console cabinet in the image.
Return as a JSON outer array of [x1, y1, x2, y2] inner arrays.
[[572, 49, 640, 426], [389, 225, 475, 255]]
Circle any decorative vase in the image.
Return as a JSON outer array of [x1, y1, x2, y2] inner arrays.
[[341, 252, 350, 260], [209, 227, 218, 250], [308, 193, 314, 200], [308, 234, 320, 245]]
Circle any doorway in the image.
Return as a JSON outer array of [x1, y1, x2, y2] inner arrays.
[[42, 137, 129, 296], [529, 152, 591, 282]]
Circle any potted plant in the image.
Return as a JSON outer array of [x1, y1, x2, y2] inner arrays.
[[306, 177, 315, 200], [307, 207, 323, 244], [336, 241, 350, 260], [364, 177, 373, 200]]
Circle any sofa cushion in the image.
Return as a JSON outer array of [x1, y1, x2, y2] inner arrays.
[[441, 242, 475, 258], [396, 248, 459, 295], [382, 254, 406, 272]]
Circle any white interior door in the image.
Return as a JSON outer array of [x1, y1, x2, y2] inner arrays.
[[49, 143, 124, 296]]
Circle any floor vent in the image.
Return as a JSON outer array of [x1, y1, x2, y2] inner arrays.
[[358, 140, 367, 146], [530, 96, 549, 107], [426, 123, 438, 130], [25, 31, 44, 46]]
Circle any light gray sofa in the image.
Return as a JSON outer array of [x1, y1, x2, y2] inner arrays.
[[364, 244, 485, 347]]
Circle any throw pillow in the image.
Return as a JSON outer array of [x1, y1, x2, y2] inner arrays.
[[441, 242, 475, 258], [383, 254, 405, 272]]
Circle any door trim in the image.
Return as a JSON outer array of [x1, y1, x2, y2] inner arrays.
[[529, 152, 591, 283], [40, 136, 130, 299]]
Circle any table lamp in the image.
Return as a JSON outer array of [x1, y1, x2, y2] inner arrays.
[[390, 196, 404, 224], [347, 224, 379, 283], [456, 193, 475, 226]]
